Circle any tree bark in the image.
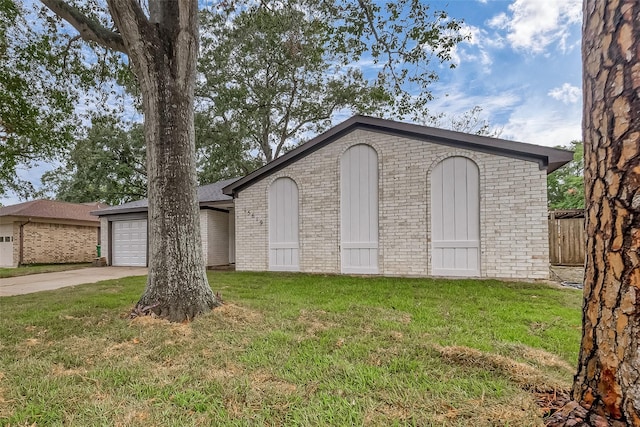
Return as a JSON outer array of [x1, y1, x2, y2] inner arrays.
[[106, 0, 220, 321], [40, 0, 221, 322], [548, 0, 640, 425]]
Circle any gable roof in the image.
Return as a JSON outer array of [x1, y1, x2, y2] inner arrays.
[[92, 177, 239, 216], [0, 200, 105, 223], [223, 115, 574, 196]]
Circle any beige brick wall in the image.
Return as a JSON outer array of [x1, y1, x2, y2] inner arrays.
[[200, 210, 230, 266], [235, 128, 549, 280], [100, 217, 109, 262], [22, 221, 99, 264]]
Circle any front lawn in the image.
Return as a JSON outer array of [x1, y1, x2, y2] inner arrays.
[[0, 263, 92, 279], [0, 272, 582, 426]]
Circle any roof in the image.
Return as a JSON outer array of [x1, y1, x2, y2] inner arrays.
[[0, 200, 106, 223], [223, 115, 574, 196], [92, 177, 239, 216]]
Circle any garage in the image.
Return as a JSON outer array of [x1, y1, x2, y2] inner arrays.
[[112, 220, 147, 266]]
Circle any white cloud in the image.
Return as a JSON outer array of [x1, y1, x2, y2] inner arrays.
[[449, 24, 501, 69], [548, 83, 581, 104], [500, 98, 581, 146], [427, 84, 581, 147], [488, 0, 582, 53]]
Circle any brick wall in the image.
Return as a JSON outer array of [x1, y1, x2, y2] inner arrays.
[[200, 210, 230, 266], [235, 128, 549, 280], [22, 221, 99, 264]]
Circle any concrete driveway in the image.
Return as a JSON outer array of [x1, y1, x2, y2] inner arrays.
[[0, 267, 148, 297]]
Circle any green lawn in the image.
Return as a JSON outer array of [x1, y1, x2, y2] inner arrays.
[[0, 272, 582, 426], [0, 263, 92, 279]]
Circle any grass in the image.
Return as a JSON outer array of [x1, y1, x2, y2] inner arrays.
[[0, 272, 582, 426], [0, 263, 92, 279]]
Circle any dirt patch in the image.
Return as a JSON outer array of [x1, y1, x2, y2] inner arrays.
[[297, 309, 336, 339], [251, 371, 297, 395], [550, 266, 584, 285], [507, 345, 575, 372], [435, 345, 570, 392], [51, 364, 89, 377], [364, 402, 412, 424], [212, 303, 264, 327], [203, 361, 244, 382]]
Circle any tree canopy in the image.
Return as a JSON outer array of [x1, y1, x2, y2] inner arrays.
[[41, 0, 467, 205], [547, 141, 584, 210], [42, 116, 146, 205]]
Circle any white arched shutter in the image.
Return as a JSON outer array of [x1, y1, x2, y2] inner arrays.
[[269, 177, 299, 271], [341, 144, 379, 274], [431, 157, 480, 276]]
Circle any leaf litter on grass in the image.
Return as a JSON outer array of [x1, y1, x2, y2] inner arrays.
[[435, 344, 572, 425]]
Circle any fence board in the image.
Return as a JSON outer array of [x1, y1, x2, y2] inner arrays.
[[548, 216, 585, 266]]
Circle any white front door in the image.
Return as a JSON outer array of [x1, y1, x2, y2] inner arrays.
[[431, 156, 480, 277], [0, 224, 14, 267], [112, 220, 147, 267], [341, 144, 379, 274], [269, 177, 299, 271]]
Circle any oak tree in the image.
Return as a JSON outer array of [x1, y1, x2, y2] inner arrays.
[[197, 1, 464, 165], [42, 0, 221, 321], [42, 116, 147, 205], [38, 0, 464, 322]]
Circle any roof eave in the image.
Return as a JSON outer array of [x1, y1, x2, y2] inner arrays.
[[223, 115, 575, 195]]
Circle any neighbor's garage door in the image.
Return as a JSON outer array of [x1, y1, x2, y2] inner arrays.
[[112, 220, 147, 266]]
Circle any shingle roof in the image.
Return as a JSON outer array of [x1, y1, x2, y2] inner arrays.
[[223, 115, 574, 196], [0, 200, 106, 223], [93, 177, 239, 216]]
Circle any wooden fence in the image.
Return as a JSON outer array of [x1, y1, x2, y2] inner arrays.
[[548, 210, 585, 266]]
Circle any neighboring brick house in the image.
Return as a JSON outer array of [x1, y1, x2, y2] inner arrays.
[[0, 200, 105, 267], [95, 116, 573, 280]]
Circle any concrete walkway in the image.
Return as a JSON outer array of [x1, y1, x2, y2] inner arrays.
[[0, 267, 148, 297]]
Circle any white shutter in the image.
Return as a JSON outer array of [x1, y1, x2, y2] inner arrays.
[[431, 157, 480, 276], [341, 144, 379, 274], [269, 177, 299, 271]]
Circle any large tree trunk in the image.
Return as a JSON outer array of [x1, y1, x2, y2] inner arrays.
[[108, 1, 220, 322], [548, 0, 640, 425], [41, 0, 221, 322]]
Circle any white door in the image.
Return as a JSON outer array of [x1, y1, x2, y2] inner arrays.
[[112, 220, 147, 266], [269, 177, 299, 271], [341, 144, 379, 274], [431, 156, 480, 276], [0, 224, 14, 267]]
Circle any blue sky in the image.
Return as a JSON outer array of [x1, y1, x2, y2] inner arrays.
[[426, 0, 582, 146], [2, 0, 582, 206]]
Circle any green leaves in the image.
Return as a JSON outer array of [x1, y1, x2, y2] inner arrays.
[[547, 141, 584, 210], [42, 116, 147, 205], [196, 1, 464, 168]]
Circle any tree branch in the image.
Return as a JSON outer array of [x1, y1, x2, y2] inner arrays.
[[40, 0, 128, 54]]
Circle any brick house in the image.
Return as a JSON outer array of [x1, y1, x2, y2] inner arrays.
[[96, 116, 573, 280], [0, 200, 105, 267]]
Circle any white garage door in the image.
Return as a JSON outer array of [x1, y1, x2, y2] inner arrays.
[[112, 220, 147, 267]]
